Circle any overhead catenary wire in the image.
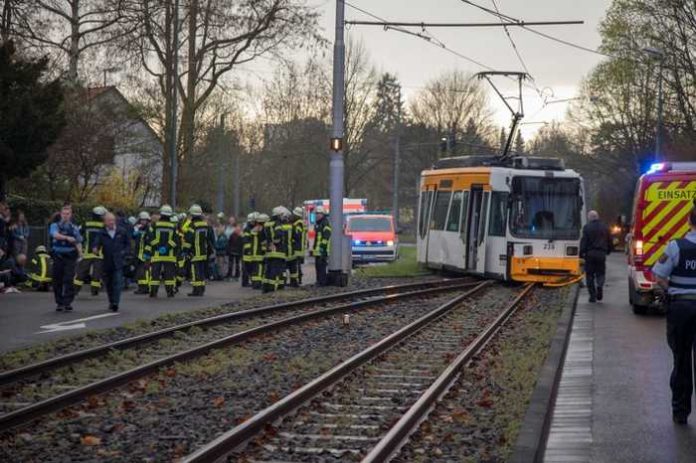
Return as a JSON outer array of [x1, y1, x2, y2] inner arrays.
[[459, 0, 613, 58]]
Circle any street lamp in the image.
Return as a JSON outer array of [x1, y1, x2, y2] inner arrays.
[[643, 46, 665, 162]]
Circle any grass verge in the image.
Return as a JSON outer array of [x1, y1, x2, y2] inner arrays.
[[354, 245, 430, 278]]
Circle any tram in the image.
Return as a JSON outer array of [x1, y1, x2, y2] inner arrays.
[[417, 155, 586, 285]]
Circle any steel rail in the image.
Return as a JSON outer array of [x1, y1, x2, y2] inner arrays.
[[0, 280, 477, 432], [362, 282, 535, 462], [182, 281, 493, 463], [0, 278, 464, 386]]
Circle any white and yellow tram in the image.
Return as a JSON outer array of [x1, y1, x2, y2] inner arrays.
[[417, 156, 586, 285]]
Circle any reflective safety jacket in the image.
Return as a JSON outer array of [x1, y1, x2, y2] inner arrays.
[[81, 220, 105, 259], [277, 222, 294, 260], [183, 219, 215, 262], [147, 220, 179, 263], [313, 216, 332, 257], [133, 224, 152, 262], [292, 218, 307, 259], [263, 219, 284, 259], [243, 224, 264, 262], [29, 251, 52, 283]]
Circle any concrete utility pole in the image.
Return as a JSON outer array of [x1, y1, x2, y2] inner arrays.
[[216, 114, 226, 214], [392, 129, 400, 229], [233, 149, 240, 218], [169, 0, 180, 207], [643, 46, 665, 162], [328, 0, 348, 285]]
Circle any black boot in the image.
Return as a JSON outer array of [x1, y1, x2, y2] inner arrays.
[[149, 287, 158, 298], [596, 286, 603, 301]]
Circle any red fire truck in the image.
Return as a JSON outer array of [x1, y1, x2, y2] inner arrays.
[[303, 198, 368, 242]]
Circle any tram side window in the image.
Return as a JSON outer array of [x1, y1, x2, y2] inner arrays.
[[478, 192, 489, 246], [488, 192, 508, 237], [431, 191, 452, 230], [446, 191, 464, 232], [418, 191, 433, 239], [459, 191, 470, 239]]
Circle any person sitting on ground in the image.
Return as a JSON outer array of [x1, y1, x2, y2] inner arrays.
[[26, 245, 53, 291], [0, 253, 28, 292]]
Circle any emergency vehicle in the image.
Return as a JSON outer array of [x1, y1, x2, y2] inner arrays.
[[347, 214, 399, 263], [627, 162, 696, 314], [303, 198, 367, 241]]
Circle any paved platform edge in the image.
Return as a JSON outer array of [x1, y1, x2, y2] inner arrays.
[[509, 283, 580, 463]]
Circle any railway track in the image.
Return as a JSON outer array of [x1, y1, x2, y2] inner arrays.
[[183, 281, 534, 463], [0, 278, 474, 432]]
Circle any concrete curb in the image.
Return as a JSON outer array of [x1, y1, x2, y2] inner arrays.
[[509, 284, 581, 463]]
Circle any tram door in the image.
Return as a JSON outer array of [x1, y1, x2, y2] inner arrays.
[[466, 187, 489, 273]]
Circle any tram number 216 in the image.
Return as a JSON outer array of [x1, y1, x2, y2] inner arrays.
[[544, 242, 556, 250]]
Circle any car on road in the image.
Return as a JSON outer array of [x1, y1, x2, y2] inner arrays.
[[347, 214, 399, 263]]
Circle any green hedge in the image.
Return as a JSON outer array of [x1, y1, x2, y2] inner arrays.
[[7, 196, 141, 226]]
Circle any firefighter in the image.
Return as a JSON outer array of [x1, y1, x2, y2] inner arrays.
[[253, 214, 269, 289], [277, 207, 293, 289], [241, 212, 257, 287], [313, 206, 331, 286], [147, 205, 178, 298], [132, 211, 152, 294], [173, 214, 187, 292], [262, 207, 286, 293], [26, 245, 52, 291], [183, 204, 215, 296], [291, 207, 306, 286], [74, 206, 107, 295]]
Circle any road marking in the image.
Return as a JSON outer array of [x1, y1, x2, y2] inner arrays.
[[36, 312, 120, 334]]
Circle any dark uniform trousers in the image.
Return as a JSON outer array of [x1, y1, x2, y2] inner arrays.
[[315, 256, 328, 286], [190, 260, 207, 292], [75, 257, 102, 293], [53, 252, 78, 307], [150, 261, 176, 295], [667, 299, 696, 416], [585, 250, 606, 299], [135, 260, 150, 293]]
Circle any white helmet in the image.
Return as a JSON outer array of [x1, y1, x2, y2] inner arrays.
[[189, 204, 203, 216], [93, 206, 107, 216], [138, 211, 151, 221], [279, 207, 292, 219], [257, 213, 270, 223], [170, 214, 179, 223], [271, 206, 285, 217], [160, 204, 174, 216], [247, 212, 257, 223], [128, 216, 137, 225], [293, 207, 303, 217], [315, 206, 326, 215], [217, 212, 225, 219]]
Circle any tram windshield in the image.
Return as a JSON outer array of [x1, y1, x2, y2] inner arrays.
[[510, 176, 581, 240]]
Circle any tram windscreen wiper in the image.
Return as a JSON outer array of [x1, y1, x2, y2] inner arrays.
[[509, 177, 581, 240]]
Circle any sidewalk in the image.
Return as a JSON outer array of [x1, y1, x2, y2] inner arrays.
[[545, 254, 696, 462]]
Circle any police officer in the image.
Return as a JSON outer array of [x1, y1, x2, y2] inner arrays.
[[132, 211, 152, 294], [653, 205, 696, 425], [50, 204, 83, 311], [147, 205, 178, 298], [313, 206, 331, 286], [580, 210, 612, 303], [290, 207, 306, 287], [74, 206, 107, 295], [183, 204, 215, 296], [27, 245, 52, 291]]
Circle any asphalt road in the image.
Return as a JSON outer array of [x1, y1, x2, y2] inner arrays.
[[590, 254, 696, 461], [0, 263, 316, 353]]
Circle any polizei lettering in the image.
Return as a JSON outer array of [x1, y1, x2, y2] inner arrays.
[[686, 259, 696, 270], [656, 189, 696, 200]]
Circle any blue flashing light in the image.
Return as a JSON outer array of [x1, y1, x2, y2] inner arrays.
[[646, 162, 668, 174], [353, 240, 362, 245]]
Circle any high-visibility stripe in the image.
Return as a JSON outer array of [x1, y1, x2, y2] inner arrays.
[[644, 200, 692, 243], [644, 218, 691, 266]]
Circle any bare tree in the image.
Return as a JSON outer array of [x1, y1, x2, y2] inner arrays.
[[410, 70, 494, 142], [120, 0, 322, 202], [11, 0, 130, 82]]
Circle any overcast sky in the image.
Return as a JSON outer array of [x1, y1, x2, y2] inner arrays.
[[244, 0, 612, 138]]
